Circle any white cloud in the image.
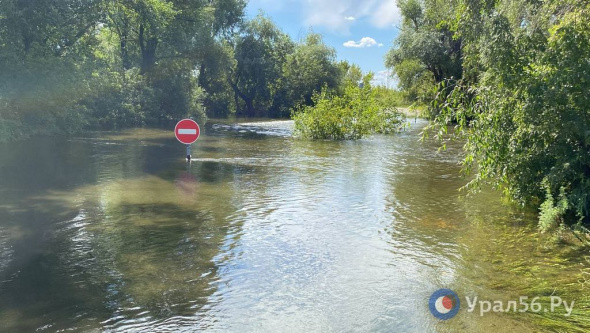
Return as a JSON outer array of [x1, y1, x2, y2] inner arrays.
[[371, 0, 400, 28], [302, 0, 401, 33], [343, 37, 384, 48]]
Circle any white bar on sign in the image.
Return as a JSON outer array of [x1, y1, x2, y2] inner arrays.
[[178, 129, 197, 135]]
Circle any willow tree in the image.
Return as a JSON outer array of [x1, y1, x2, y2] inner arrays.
[[385, 0, 462, 102], [428, 0, 590, 230]]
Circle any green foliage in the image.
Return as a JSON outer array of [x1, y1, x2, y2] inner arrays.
[[426, 0, 590, 227], [386, 0, 462, 103], [372, 86, 409, 108], [398, 0, 424, 29], [392, 59, 435, 102], [292, 77, 405, 140], [278, 33, 343, 116], [230, 13, 295, 117], [539, 181, 570, 232], [0, 0, 375, 141], [227, 16, 343, 118], [0, 0, 244, 139], [200, 12, 344, 119], [199, 41, 236, 118], [342, 63, 363, 85]]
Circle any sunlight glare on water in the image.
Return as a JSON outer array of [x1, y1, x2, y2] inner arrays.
[[0, 120, 579, 332]]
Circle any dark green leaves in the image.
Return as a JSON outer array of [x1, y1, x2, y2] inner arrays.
[[426, 0, 590, 228]]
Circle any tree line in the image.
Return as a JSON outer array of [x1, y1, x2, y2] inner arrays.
[[0, 1, 405, 141], [387, 0, 590, 231]]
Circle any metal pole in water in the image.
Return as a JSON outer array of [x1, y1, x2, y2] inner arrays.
[[186, 144, 191, 162]]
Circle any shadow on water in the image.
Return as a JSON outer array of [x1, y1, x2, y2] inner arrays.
[[0, 128, 250, 331]]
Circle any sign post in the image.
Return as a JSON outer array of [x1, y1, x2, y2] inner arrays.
[[175, 119, 200, 161]]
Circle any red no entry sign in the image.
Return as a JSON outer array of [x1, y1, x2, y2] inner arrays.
[[175, 119, 200, 144]]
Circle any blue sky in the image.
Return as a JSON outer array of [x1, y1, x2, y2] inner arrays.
[[245, 0, 401, 88]]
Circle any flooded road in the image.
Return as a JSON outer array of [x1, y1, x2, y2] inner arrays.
[[0, 120, 587, 332]]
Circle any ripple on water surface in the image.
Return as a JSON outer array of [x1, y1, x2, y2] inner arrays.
[[0, 119, 584, 332]]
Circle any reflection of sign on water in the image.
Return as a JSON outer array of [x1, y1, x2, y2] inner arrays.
[[175, 171, 198, 200]]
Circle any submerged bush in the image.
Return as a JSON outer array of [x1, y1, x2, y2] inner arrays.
[[292, 80, 405, 140], [539, 181, 570, 232], [426, 3, 590, 229]]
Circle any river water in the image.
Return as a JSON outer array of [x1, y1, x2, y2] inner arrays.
[[0, 119, 587, 332]]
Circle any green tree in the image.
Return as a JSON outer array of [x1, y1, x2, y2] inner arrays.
[[386, 0, 462, 102], [229, 13, 294, 117], [99, 0, 245, 123], [277, 33, 343, 116], [222, 19, 344, 118], [199, 40, 237, 118], [103, 0, 245, 75], [428, 0, 590, 229], [0, 0, 247, 136]]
